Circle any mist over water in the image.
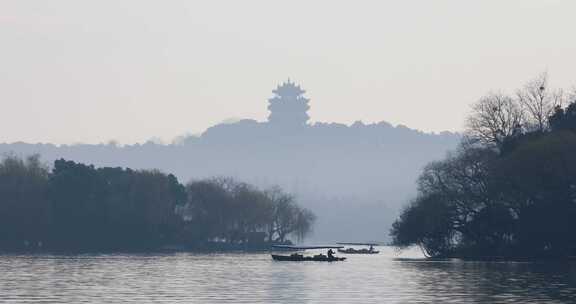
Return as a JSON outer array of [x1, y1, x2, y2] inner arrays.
[[1, 248, 576, 303]]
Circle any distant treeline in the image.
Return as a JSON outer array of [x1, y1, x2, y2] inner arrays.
[[392, 74, 576, 259], [0, 157, 314, 251]]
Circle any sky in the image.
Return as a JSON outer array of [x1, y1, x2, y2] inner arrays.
[[1, 0, 575, 144]]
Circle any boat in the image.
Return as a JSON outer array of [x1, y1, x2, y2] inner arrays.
[[271, 254, 346, 262], [271, 245, 346, 262], [336, 242, 380, 254], [337, 248, 379, 254]]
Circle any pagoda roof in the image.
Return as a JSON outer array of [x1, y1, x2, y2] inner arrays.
[[272, 79, 305, 96]]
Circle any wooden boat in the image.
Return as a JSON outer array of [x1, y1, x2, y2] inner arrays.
[[336, 242, 380, 254], [271, 245, 346, 262], [271, 254, 346, 262], [337, 248, 379, 254]]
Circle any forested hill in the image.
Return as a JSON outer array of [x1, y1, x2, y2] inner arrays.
[[0, 120, 459, 242], [0, 81, 460, 242]]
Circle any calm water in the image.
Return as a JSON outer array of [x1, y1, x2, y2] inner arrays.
[[1, 247, 576, 303]]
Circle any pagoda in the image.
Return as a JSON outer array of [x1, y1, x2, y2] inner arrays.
[[267, 80, 310, 127]]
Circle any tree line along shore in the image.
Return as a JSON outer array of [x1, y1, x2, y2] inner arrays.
[[392, 74, 576, 259], [4, 73, 576, 258], [0, 157, 315, 252]]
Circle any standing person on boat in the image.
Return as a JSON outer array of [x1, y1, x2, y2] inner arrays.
[[327, 249, 335, 259], [369, 245, 374, 253]]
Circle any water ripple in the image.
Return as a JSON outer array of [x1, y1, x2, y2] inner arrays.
[[1, 248, 576, 303]]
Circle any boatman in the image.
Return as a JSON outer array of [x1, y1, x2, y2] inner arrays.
[[327, 249, 335, 258]]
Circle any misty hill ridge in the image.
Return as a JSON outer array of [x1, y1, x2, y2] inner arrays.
[[0, 81, 460, 241]]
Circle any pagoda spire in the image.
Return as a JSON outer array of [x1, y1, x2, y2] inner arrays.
[[267, 80, 310, 127]]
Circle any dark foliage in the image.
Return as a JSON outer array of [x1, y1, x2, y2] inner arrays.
[[392, 77, 576, 259], [0, 158, 313, 251], [177, 179, 315, 246], [549, 102, 576, 132], [0, 155, 50, 249]]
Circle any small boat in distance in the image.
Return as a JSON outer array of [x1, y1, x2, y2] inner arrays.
[[337, 242, 380, 254], [271, 245, 346, 262]]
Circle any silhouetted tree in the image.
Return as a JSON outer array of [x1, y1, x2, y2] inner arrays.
[[0, 155, 50, 249], [495, 130, 576, 256], [391, 194, 455, 257], [47, 159, 186, 250], [48, 159, 107, 249], [0, 155, 310, 251], [516, 73, 564, 132], [549, 101, 576, 132], [265, 187, 316, 243], [180, 178, 314, 245], [293, 207, 316, 242], [466, 93, 524, 149], [392, 77, 576, 259]]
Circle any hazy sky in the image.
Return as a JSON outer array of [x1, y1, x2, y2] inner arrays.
[[1, 0, 575, 144]]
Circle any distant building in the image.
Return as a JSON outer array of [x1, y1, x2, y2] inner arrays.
[[267, 80, 310, 127]]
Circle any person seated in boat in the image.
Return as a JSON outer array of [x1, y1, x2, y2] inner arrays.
[[327, 249, 335, 258]]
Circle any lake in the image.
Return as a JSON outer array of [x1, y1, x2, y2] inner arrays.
[[1, 247, 576, 303]]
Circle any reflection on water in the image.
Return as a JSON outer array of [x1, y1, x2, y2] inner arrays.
[[1, 247, 576, 303]]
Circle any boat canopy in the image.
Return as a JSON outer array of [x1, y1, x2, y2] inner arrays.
[[272, 245, 344, 250], [336, 242, 380, 246]]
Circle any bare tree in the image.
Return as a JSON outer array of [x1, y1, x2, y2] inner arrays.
[[466, 92, 524, 148], [516, 73, 564, 132]]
